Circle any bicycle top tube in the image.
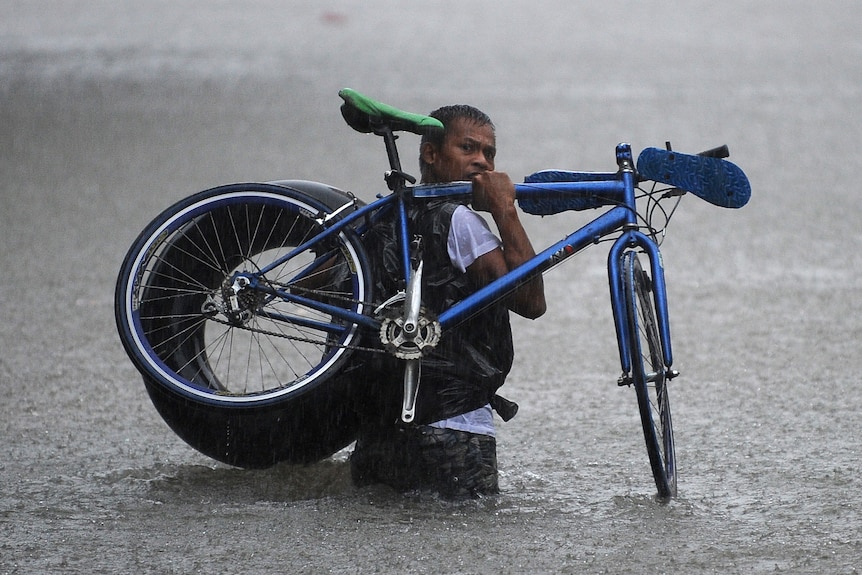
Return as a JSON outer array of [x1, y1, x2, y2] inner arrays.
[[412, 142, 636, 209], [411, 176, 628, 214]]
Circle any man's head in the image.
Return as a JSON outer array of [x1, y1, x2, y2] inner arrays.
[[419, 105, 496, 184]]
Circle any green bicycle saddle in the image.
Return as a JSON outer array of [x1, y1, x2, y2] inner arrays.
[[339, 88, 444, 136]]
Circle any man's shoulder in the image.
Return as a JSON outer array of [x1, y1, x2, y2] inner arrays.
[[419, 198, 466, 215], [410, 199, 463, 230]]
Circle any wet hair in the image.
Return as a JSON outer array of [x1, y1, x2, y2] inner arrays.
[[419, 104, 495, 180]]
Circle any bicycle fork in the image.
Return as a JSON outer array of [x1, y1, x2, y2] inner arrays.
[[607, 230, 674, 377]]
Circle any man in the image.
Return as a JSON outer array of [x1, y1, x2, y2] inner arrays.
[[351, 104, 546, 497]]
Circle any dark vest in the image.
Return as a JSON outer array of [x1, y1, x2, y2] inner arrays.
[[360, 200, 514, 426]]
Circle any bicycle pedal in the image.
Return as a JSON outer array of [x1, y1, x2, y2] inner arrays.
[[617, 374, 632, 387]]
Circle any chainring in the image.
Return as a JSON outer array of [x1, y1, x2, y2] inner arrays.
[[377, 305, 441, 360]]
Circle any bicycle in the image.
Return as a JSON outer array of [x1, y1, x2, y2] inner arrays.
[[115, 88, 750, 498]]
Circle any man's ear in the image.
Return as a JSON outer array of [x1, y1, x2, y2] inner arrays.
[[420, 141, 438, 166]]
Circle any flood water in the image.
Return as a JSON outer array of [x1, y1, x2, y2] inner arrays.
[[2, 1, 861, 573]]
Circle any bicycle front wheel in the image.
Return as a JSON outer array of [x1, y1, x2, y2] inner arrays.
[[115, 182, 372, 466], [622, 251, 677, 498]]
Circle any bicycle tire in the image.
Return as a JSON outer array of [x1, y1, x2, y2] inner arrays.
[[622, 251, 677, 498], [115, 181, 372, 467]]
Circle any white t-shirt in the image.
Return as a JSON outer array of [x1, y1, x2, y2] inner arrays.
[[429, 205, 502, 437], [446, 205, 502, 273]]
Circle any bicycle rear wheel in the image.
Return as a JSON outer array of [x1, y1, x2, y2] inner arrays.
[[115, 182, 371, 466], [622, 251, 677, 498]]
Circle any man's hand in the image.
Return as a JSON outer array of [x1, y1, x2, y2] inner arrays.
[[467, 171, 547, 320], [470, 171, 516, 216]]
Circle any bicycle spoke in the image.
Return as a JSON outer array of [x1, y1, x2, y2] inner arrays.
[[122, 187, 369, 404]]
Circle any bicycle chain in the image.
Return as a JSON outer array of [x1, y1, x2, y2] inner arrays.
[[207, 282, 388, 354], [206, 314, 387, 354]]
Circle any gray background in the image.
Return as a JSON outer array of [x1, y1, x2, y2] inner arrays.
[[2, 1, 860, 573]]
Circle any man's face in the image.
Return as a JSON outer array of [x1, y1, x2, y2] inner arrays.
[[422, 118, 497, 184]]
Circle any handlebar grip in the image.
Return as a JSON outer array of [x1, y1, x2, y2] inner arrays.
[[698, 145, 730, 159]]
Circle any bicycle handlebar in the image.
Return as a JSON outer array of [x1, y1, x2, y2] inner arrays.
[[697, 145, 730, 159]]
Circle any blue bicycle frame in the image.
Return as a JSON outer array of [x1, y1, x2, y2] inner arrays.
[[252, 142, 673, 377]]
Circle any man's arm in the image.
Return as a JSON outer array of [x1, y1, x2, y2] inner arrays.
[[467, 171, 546, 319]]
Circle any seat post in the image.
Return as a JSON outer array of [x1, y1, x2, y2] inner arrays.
[[373, 124, 401, 170], [374, 123, 416, 191]]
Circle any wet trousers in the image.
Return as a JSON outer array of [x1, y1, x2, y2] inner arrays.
[[350, 425, 499, 498]]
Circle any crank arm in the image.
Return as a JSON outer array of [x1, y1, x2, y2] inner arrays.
[[400, 259, 425, 422], [403, 260, 423, 336], [401, 359, 421, 423]]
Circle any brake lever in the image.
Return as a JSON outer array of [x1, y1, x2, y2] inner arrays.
[[660, 188, 687, 199]]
